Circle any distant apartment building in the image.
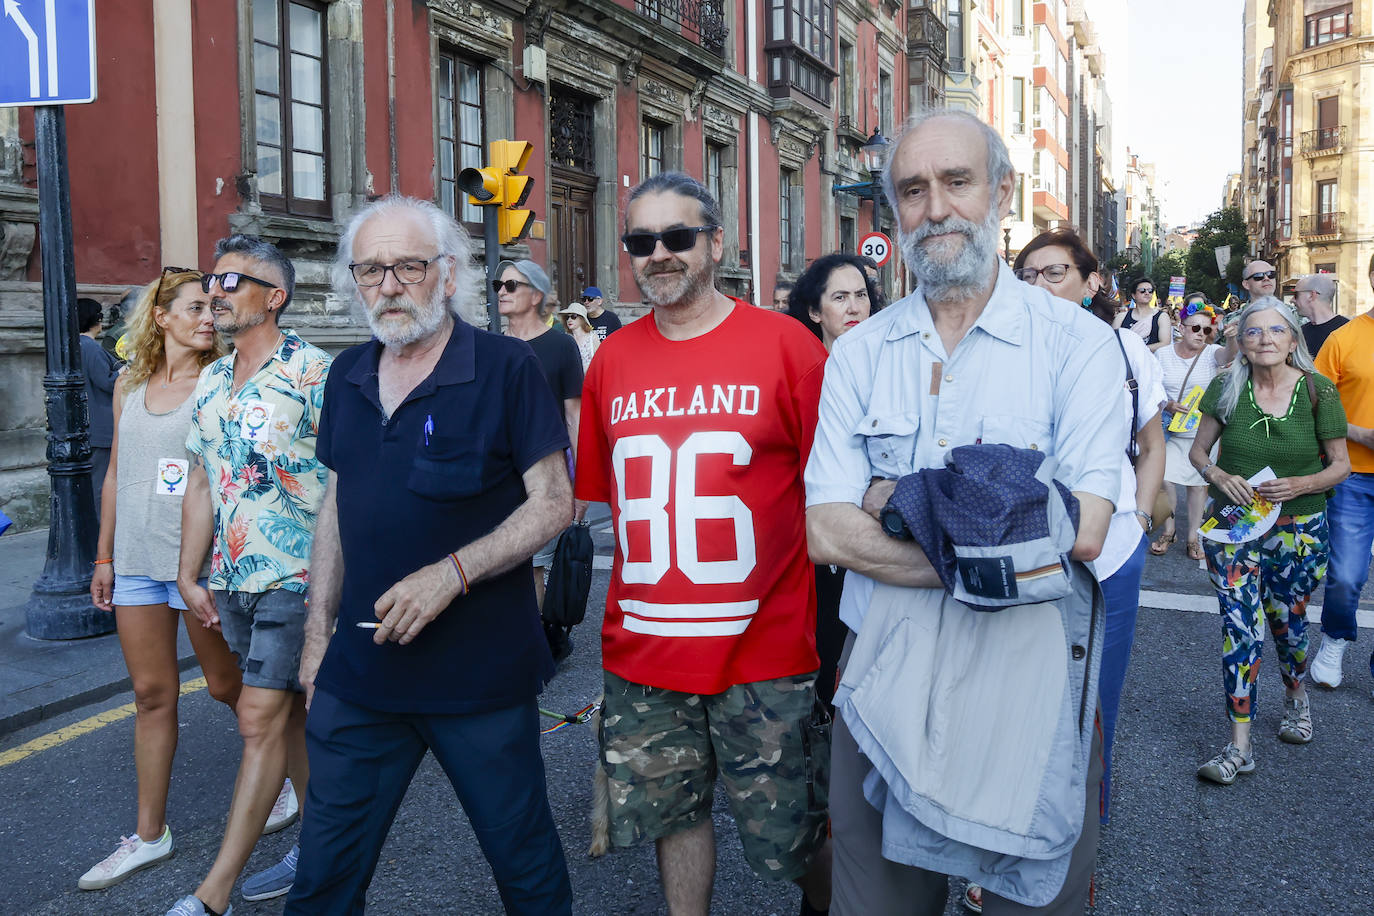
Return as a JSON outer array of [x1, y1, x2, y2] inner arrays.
[[943, 0, 1118, 262], [1120, 150, 1162, 271], [1243, 0, 1373, 313]]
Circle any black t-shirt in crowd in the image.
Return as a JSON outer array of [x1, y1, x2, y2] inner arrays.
[[525, 327, 584, 401], [1302, 315, 1349, 357], [588, 309, 622, 342]]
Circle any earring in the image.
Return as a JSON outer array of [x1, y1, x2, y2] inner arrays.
[[1081, 295, 1094, 309]]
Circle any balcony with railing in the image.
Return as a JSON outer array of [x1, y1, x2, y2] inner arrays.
[[634, 0, 727, 57], [1299, 211, 1342, 239], [907, 6, 948, 63], [1300, 126, 1346, 157]]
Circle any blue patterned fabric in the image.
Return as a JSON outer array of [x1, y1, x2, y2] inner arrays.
[[888, 443, 1080, 609]]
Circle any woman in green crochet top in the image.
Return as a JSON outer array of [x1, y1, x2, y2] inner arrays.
[[1187, 296, 1350, 787]]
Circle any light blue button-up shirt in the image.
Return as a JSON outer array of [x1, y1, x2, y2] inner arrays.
[[804, 261, 1127, 632]]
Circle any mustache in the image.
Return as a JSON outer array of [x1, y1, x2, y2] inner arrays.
[[643, 263, 684, 277], [907, 217, 980, 245], [370, 295, 421, 317]]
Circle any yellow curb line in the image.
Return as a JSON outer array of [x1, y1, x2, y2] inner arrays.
[[0, 676, 207, 769]]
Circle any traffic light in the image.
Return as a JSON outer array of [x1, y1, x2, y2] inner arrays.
[[489, 140, 535, 244], [458, 166, 504, 207]]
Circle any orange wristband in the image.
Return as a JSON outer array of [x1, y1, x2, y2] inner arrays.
[[93, 558, 114, 565]]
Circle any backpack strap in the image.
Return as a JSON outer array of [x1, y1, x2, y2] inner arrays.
[[1114, 331, 1139, 466]]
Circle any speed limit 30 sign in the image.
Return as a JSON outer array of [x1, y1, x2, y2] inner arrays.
[[858, 231, 893, 267]]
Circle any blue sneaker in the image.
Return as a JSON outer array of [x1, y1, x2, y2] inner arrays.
[[240, 845, 298, 901]]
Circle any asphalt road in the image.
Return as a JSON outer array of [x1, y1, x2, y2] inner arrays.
[[3, 543, 1372, 915]]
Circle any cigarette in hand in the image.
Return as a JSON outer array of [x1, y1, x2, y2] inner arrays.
[[356, 622, 383, 629]]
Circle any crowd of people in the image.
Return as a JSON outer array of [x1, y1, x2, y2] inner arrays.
[[71, 106, 1374, 916]]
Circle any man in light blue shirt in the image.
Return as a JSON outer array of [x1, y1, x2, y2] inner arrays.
[[805, 109, 1126, 914]]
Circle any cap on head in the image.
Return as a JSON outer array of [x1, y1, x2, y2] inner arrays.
[[497, 259, 552, 302], [581, 286, 602, 299]]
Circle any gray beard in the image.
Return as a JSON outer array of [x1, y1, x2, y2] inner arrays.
[[366, 288, 448, 348], [899, 204, 1002, 304]]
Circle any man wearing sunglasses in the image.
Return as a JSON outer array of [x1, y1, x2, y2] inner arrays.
[[580, 285, 622, 341], [168, 235, 331, 916], [575, 172, 833, 915], [1241, 259, 1278, 301]]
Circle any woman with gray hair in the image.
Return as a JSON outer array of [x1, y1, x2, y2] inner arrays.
[[1188, 296, 1350, 785]]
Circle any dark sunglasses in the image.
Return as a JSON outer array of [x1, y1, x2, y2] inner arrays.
[[1246, 270, 1277, 282], [1134, 287, 1154, 295], [492, 279, 534, 294], [580, 296, 595, 303], [1185, 324, 1215, 336], [620, 225, 718, 257], [155, 265, 199, 298], [202, 271, 277, 294]]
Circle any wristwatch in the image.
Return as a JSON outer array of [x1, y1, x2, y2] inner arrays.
[[1133, 509, 1152, 533], [879, 502, 913, 540]]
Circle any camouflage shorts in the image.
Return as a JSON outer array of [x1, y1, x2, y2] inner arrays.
[[599, 669, 830, 881]]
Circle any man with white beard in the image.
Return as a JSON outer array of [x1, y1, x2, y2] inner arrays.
[[286, 196, 574, 913], [804, 110, 1126, 914]]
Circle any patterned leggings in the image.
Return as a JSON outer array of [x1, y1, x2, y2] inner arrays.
[[1202, 513, 1329, 723]]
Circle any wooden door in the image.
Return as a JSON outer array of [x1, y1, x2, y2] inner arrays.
[[548, 167, 597, 310]]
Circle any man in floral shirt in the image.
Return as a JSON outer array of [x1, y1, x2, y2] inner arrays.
[[167, 235, 331, 916]]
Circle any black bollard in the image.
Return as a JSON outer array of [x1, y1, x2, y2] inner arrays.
[[25, 106, 111, 640]]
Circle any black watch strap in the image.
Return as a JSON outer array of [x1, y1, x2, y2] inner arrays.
[[880, 503, 913, 540]]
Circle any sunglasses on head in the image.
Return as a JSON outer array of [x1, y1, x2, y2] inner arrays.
[[620, 225, 718, 257], [201, 271, 277, 294], [1246, 270, 1277, 282]]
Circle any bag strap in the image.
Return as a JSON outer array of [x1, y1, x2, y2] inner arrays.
[[1114, 332, 1139, 466], [1304, 372, 1327, 464], [1176, 346, 1207, 399]]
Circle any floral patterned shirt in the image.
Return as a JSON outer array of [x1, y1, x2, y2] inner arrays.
[[186, 330, 332, 594]]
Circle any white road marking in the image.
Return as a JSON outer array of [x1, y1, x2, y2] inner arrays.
[[1140, 589, 1374, 630]]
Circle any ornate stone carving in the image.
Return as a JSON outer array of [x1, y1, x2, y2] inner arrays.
[[688, 78, 710, 113], [0, 219, 36, 281], [703, 105, 738, 134], [621, 49, 642, 86], [525, 1, 552, 45], [770, 119, 783, 145]]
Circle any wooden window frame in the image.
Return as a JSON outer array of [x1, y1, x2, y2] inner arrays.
[[437, 50, 486, 231], [253, 0, 330, 218]]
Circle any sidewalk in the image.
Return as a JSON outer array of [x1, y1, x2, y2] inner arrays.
[[0, 528, 198, 737]]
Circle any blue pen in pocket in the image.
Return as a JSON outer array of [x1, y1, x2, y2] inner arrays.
[[424, 414, 435, 446]]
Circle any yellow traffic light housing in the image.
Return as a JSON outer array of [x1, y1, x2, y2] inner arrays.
[[458, 166, 504, 207], [489, 140, 535, 244]]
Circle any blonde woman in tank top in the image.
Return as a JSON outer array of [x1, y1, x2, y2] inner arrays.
[[79, 269, 245, 890]]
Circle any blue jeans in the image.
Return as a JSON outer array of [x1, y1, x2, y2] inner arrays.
[[1097, 532, 1147, 823], [1321, 472, 1374, 676], [286, 690, 572, 915]]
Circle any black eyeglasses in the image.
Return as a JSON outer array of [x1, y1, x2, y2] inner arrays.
[[349, 258, 439, 288], [620, 225, 718, 257], [492, 279, 535, 294], [1246, 270, 1277, 282], [1013, 264, 1073, 284], [202, 271, 278, 294]]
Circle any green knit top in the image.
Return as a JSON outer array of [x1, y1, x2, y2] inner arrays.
[[1198, 372, 1347, 516]]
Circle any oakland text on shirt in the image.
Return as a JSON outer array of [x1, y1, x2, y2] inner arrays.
[[609, 384, 762, 427]]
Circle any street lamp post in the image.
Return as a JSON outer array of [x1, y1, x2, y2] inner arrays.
[[859, 130, 890, 232]]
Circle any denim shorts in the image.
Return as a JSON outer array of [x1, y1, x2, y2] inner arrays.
[[215, 589, 308, 692], [112, 575, 205, 611]]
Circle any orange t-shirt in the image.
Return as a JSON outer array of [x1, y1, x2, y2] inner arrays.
[[1314, 313, 1374, 473]]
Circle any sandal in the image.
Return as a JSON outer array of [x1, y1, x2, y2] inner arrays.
[[1197, 742, 1255, 785], [1187, 539, 1205, 561], [1278, 694, 1313, 744], [1149, 531, 1176, 556]]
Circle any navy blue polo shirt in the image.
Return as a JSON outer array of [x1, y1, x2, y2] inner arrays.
[[313, 319, 569, 715]]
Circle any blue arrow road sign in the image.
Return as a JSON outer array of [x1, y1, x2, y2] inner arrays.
[[0, 0, 96, 107]]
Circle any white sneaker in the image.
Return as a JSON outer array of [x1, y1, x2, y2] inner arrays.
[[78, 826, 174, 890], [1310, 636, 1351, 688], [263, 778, 298, 835]]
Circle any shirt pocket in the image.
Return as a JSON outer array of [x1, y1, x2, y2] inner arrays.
[[407, 434, 485, 501], [857, 412, 919, 479], [980, 415, 1053, 454]]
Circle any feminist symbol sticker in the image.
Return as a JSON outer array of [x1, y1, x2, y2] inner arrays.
[[238, 400, 275, 442], [156, 459, 188, 496]]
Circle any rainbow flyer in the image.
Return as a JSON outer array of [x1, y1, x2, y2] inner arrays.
[[1199, 467, 1280, 545]]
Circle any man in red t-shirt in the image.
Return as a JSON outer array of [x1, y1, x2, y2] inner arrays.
[[576, 173, 831, 915]]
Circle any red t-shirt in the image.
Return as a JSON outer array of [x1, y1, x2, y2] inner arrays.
[[576, 299, 828, 694]]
